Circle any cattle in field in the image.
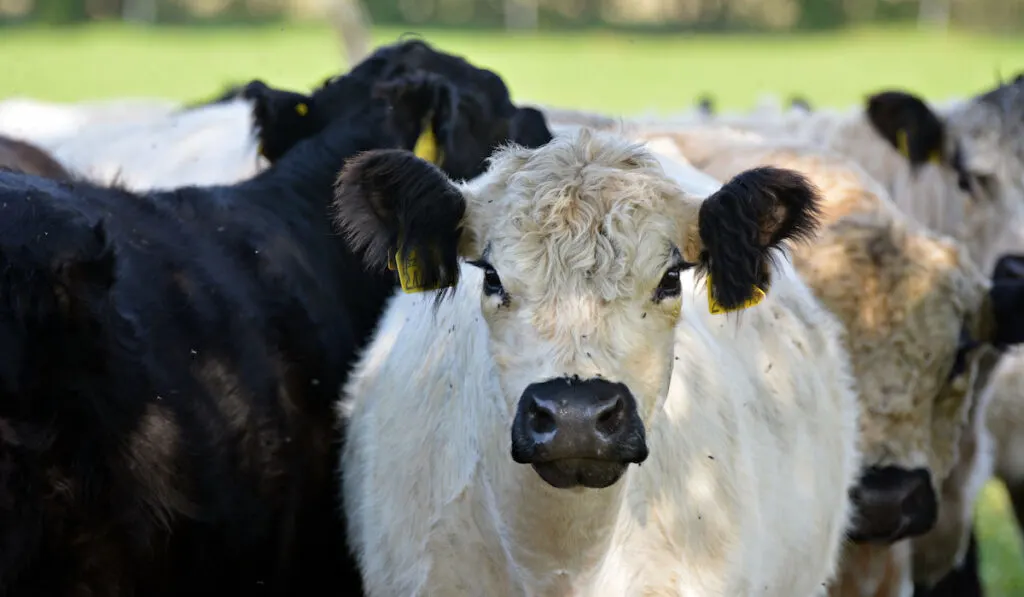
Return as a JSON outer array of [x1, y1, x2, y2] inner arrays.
[[0, 38, 552, 596], [645, 125, 1021, 597], [0, 134, 72, 180], [334, 127, 861, 596]]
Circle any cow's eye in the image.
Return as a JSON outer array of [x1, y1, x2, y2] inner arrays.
[[654, 262, 692, 302], [467, 259, 505, 297]]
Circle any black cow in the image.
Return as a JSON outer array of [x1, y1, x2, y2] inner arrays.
[[0, 39, 552, 596]]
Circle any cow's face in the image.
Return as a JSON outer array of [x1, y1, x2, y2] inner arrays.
[[947, 77, 1024, 211], [333, 129, 822, 490], [796, 221, 991, 543], [866, 87, 1024, 236]]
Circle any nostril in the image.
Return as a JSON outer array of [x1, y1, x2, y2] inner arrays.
[[595, 396, 626, 436], [527, 400, 556, 435]]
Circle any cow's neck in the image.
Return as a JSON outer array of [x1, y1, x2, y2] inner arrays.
[[491, 459, 628, 594], [239, 119, 376, 208]]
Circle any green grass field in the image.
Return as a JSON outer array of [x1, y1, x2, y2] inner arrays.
[[2, 21, 1024, 594]]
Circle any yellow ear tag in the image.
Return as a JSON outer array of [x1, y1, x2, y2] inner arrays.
[[393, 247, 447, 294], [895, 129, 911, 160], [295, 103, 309, 117], [706, 274, 766, 315], [928, 150, 942, 165], [413, 115, 445, 165]]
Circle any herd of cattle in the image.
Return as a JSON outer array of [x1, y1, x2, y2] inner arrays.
[[0, 37, 1023, 597]]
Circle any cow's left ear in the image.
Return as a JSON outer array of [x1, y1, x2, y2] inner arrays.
[[333, 149, 468, 295], [244, 80, 319, 162], [687, 166, 821, 312], [865, 91, 947, 167]]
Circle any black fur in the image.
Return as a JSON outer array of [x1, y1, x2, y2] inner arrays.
[[913, 526, 984, 597], [0, 39, 552, 597], [993, 253, 1024, 281], [695, 166, 822, 310], [253, 39, 552, 181], [243, 80, 326, 163], [865, 90, 947, 167], [334, 149, 466, 297], [990, 254, 1024, 347]]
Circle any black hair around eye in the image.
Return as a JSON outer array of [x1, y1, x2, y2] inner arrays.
[[654, 250, 695, 303], [466, 259, 505, 297]]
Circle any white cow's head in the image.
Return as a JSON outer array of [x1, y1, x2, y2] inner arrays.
[[334, 128, 822, 490]]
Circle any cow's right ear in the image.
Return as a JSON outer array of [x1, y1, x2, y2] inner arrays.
[[333, 149, 467, 294], [688, 166, 822, 313]]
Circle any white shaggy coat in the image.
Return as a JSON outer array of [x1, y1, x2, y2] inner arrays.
[[340, 133, 860, 597]]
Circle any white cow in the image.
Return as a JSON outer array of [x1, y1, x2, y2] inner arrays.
[[334, 128, 861, 596]]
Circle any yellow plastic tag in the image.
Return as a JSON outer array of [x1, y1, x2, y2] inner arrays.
[[895, 129, 910, 160], [295, 103, 309, 117], [707, 274, 766, 315], [928, 150, 942, 165], [393, 247, 445, 293], [257, 141, 265, 158], [413, 115, 444, 165]]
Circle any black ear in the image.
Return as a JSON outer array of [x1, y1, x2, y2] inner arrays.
[[373, 71, 456, 158], [333, 149, 466, 294], [696, 166, 821, 310], [993, 253, 1024, 281], [508, 107, 553, 149], [246, 80, 319, 162], [865, 91, 946, 167], [789, 95, 812, 111]]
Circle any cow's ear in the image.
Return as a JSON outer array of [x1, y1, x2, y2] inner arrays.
[[508, 107, 553, 148], [373, 71, 455, 166], [688, 166, 821, 313], [333, 149, 467, 295], [865, 91, 946, 167], [245, 80, 318, 162]]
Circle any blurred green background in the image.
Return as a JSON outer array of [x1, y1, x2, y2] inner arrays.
[[2, 0, 1024, 593]]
